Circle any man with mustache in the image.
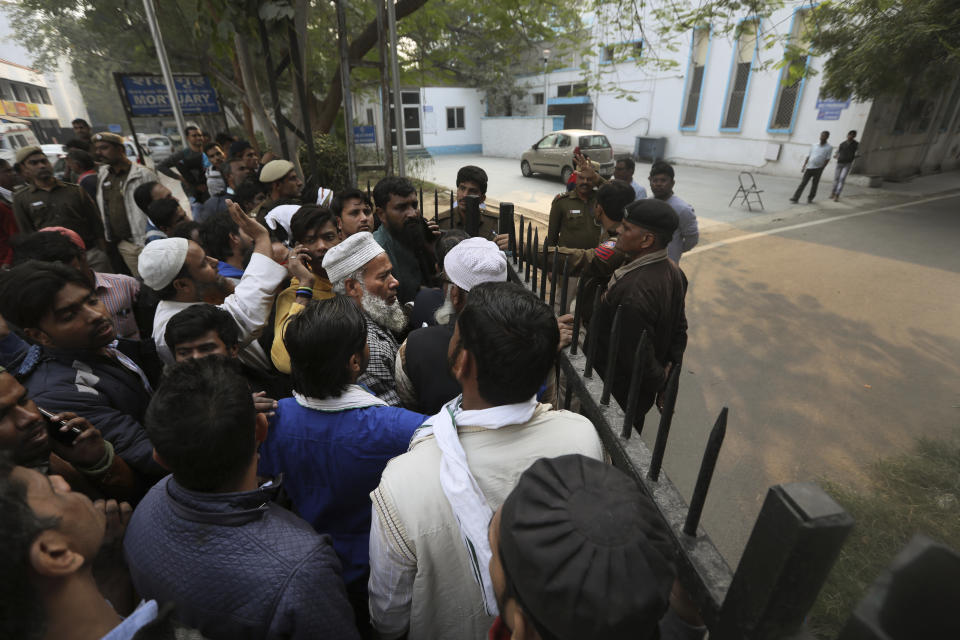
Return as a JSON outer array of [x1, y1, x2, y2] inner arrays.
[[270, 205, 342, 374], [371, 176, 439, 304], [323, 232, 406, 406], [11, 146, 111, 273], [331, 188, 375, 237], [0, 262, 164, 482], [0, 363, 137, 501]]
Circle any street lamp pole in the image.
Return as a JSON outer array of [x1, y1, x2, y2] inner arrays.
[[142, 0, 187, 146], [541, 48, 551, 136]]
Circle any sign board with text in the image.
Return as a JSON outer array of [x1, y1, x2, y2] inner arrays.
[[816, 97, 851, 121], [353, 125, 376, 144], [118, 74, 220, 117]]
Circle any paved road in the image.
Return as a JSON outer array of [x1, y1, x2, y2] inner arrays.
[[423, 153, 960, 564], [649, 192, 960, 563]]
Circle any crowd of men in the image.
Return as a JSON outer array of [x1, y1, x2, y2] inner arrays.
[[0, 121, 706, 640]]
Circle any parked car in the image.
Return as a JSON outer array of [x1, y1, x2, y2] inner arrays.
[[520, 129, 615, 183], [123, 137, 154, 169], [145, 134, 174, 162]]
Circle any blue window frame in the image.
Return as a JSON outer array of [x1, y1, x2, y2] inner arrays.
[[679, 27, 711, 131], [720, 19, 759, 132], [768, 9, 811, 133]]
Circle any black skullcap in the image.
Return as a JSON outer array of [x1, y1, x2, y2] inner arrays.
[[623, 199, 679, 235], [499, 454, 675, 640], [229, 140, 252, 158]]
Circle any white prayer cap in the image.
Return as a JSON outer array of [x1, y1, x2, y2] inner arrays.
[[264, 204, 302, 241], [139, 237, 189, 290], [322, 231, 385, 285], [443, 237, 507, 292]]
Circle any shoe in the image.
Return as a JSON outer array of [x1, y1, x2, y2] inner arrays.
[[807, 199, 814, 203], [789, 198, 799, 203]]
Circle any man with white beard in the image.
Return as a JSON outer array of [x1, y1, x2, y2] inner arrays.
[[323, 232, 405, 405]]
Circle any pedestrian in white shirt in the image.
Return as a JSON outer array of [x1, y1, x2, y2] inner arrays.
[[790, 131, 833, 204], [138, 200, 289, 371]]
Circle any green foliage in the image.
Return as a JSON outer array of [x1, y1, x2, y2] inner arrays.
[[299, 132, 349, 192], [810, 0, 960, 100], [809, 436, 960, 637]]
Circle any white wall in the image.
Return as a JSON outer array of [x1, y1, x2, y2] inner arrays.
[[480, 116, 560, 158], [420, 87, 483, 154]]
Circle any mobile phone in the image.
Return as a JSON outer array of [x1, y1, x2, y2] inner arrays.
[[38, 407, 84, 445]]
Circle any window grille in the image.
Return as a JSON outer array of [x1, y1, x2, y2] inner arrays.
[[681, 28, 710, 129]]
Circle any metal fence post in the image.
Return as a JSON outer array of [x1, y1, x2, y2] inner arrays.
[[714, 482, 854, 639]]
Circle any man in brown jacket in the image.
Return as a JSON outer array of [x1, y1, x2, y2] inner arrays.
[[588, 198, 688, 416]]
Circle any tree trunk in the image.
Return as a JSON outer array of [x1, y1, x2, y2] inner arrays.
[[234, 32, 283, 155], [232, 51, 258, 150], [314, 0, 429, 133]]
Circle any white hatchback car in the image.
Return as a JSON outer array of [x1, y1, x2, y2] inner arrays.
[[520, 129, 615, 183]]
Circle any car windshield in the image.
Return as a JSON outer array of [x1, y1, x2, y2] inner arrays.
[[148, 138, 167, 146], [579, 135, 610, 149]]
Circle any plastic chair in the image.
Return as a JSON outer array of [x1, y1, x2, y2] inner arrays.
[[729, 171, 764, 211]]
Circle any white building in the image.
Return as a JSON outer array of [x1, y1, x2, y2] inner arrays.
[[504, 3, 960, 178], [0, 58, 65, 143], [353, 86, 483, 158]]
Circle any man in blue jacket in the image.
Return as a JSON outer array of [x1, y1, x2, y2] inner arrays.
[[125, 356, 359, 640], [258, 294, 426, 630], [0, 261, 163, 482]]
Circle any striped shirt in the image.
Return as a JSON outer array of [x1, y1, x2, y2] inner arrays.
[[95, 272, 141, 340]]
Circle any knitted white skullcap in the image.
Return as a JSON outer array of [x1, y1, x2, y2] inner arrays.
[[138, 237, 189, 290], [443, 237, 507, 292], [322, 231, 385, 285]]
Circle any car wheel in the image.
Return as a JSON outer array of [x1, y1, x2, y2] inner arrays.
[[561, 165, 573, 184], [521, 160, 533, 177]]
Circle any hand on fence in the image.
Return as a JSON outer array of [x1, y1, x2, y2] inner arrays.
[[557, 314, 574, 351]]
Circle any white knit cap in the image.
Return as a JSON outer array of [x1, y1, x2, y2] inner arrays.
[[264, 204, 301, 241], [322, 231, 385, 285], [443, 237, 507, 291], [138, 237, 189, 290]]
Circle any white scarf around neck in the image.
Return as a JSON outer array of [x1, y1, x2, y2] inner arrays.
[[416, 394, 539, 616], [294, 384, 387, 412]]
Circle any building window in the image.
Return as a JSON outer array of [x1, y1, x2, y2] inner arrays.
[[769, 10, 811, 132], [721, 21, 757, 131], [557, 82, 587, 97], [632, 40, 644, 60], [11, 83, 26, 101], [680, 27, 710, 130], [601, 45, 615, 64], [446, 107, 465, 130], [532, 92, 544, 105]]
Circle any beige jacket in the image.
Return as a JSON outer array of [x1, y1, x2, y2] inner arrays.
[[369, 404, 604, 640]]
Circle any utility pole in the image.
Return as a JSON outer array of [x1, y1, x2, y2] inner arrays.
[[386, 0, 406, 177], [376, 0, 393, 174], [142, 0, 187, 145], [335, 0, 357, 187]]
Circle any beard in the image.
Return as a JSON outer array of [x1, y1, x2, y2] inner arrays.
[[434, 289, 457, 326], [361, 289, 407, 334], [398, 217, 425, 249]]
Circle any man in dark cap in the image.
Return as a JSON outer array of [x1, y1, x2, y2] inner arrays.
[[587, 198, 688, 419], [487, 454, 705, 640]]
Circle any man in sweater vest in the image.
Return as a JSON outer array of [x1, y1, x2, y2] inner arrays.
[[368, 281, 604, 640]]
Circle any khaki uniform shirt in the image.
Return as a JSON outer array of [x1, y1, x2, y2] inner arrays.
[[12, 180, 104, 248], [102, 164, 132, 241], [546, 190, 601, 250]]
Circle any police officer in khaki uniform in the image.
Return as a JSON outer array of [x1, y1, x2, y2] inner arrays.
[[545, 169, 602, 250]]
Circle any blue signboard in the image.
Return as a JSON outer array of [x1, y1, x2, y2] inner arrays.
[[119, 74, 220, 117], [354, 125, 376, 144], [816, 97, 851, 121]]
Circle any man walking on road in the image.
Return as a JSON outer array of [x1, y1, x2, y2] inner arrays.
[[831, 130, 858, 201], [791, 131, 833, 204], [649, 162, 698, 263], [614, 157, 648, 201]]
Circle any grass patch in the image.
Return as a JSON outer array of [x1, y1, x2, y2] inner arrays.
[[808, 436, 960, 637]]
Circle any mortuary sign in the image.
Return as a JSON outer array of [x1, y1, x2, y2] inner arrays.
[[118, 73, 220, 117]]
